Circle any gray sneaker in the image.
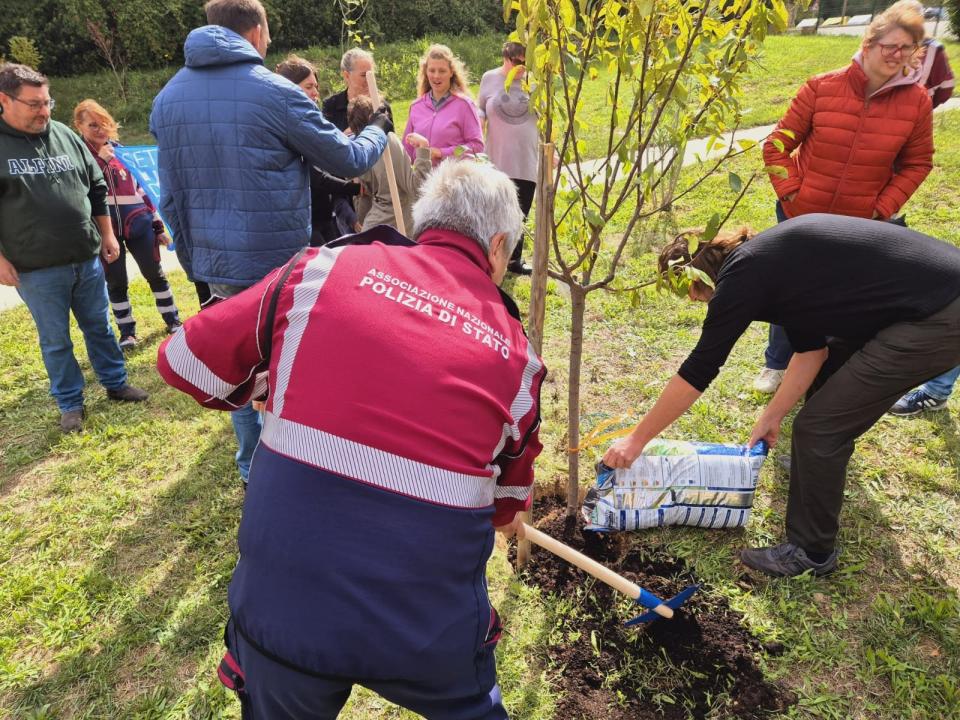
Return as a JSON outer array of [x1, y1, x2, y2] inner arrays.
[[889, 389, 948, 416], [741, 542, 838, 577], [60, 408, 85, 433]]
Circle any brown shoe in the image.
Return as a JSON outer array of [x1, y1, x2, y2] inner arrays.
[[60, 408, 85, 433], [106, 384, 149, 402]]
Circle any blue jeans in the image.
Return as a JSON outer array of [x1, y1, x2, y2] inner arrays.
[[232, 403, 262, 482], [920, 365, 960, 400], [763, 201, 795, 370], [765, 324, 794, 370], [17, 257, 127, 412], [209, 282, 262, 481]]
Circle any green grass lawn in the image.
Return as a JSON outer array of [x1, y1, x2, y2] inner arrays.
[[3, 110, 959, 719], [4, 34, 960, 720]]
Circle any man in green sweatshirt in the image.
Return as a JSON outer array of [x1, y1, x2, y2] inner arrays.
[[0, 63, 148, 432]]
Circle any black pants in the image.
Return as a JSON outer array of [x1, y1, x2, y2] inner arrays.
[[511, 179, 536, 263], [786, 295, 960, 554], [103, 213, 179, 337], [310, 218, 341, 247], [195, 281, 213, 308]]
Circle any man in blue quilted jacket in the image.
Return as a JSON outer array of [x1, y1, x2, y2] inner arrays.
[[150, 0, 388, 483]]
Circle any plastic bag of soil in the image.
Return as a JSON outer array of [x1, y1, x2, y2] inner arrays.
[[582, 439, 768, 532]]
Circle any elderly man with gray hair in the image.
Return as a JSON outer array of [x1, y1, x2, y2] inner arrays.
[[158, 159, 546, 719]]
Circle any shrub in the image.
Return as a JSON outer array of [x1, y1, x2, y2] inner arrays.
[[0, 0, 506, 78], [8, 36, 42, 70], [948, 0, 960, 39]]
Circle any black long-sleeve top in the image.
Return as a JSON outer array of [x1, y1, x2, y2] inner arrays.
[[310, 166, 360, 224], [678, 214, 960, 391]]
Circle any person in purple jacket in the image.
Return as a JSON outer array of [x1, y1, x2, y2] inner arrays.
[[402, 44, 484, 166]]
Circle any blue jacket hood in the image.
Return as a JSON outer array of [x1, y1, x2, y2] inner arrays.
[[184, 25, 263, 69]]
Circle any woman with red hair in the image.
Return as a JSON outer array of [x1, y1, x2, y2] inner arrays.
[[73, 99, 181, 348]]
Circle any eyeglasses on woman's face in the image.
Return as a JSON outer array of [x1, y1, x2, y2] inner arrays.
[[877, 42, 919, 59]]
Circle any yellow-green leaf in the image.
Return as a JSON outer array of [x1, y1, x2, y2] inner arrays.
[[505, 65, 521, 91], [702, 213, 721, 242]]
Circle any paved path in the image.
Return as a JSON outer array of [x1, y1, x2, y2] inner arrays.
[[818, 19, 954, 39], [3, 100, 958, 313], [572, 98, 959, 184]]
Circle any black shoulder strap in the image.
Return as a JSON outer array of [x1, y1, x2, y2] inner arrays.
[[261, 246, 309, 364]]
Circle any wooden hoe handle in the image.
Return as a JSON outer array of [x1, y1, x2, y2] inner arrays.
[[521, 523, 673, 619], [365, 70, 406, 235]]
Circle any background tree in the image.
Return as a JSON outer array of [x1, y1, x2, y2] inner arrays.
[[505, 0, 789, 517], [0, 0, 506, 76]]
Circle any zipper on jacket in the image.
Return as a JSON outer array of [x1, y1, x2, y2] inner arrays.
[[828, 97, 869, 214]]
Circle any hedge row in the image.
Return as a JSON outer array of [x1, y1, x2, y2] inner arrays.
[[1, 0, 507, 76], [46, 32, 505, 141]]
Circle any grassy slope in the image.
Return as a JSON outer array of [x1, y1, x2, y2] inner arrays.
[[3, 37, 960, 720], [2, 112, 958, 719]]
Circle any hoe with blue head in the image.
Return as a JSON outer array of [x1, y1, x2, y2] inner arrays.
[[520, 522, 699, 624]]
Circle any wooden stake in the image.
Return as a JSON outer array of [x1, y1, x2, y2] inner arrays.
[[516, 142, 555, 571], [528, 142, 553, 353], [366, 71, 406, 235]]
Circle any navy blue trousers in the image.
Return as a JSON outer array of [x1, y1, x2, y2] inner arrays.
[[224, 620, 509, 720]]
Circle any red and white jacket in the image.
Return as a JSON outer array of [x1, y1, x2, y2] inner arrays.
[[157, 226, 545, 527]]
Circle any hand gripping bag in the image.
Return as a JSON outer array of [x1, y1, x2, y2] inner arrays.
[[582, 440, 768, 532]]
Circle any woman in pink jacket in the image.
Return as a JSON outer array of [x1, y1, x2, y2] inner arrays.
[[402, 44, 483, 165]]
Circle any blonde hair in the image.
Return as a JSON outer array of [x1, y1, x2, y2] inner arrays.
[[863, 1, 926, 48], [72, 99, 119, 141], [417, 44, 472, 99]]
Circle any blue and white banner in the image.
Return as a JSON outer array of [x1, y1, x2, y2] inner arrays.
[[113, 145, 173, 246]]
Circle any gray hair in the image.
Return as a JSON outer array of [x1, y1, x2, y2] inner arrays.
[[412, 160, 523, 255], [341, 48, 374, 73], [0, 63, 48, 96]]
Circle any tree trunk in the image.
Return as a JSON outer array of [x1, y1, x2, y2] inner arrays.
[[565, 285, 586, 519], [515, 142, 556, 570]]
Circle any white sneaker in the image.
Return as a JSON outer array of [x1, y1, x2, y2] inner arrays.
[[753, 367, 784, 393]]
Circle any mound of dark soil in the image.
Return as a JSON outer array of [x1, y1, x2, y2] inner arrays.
[[509, 495, 795, 719]]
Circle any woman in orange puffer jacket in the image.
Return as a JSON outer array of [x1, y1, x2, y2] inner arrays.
[[754, 1, 933, 393]]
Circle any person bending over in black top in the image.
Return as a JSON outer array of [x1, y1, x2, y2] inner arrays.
[[603, 213, 960, 578]]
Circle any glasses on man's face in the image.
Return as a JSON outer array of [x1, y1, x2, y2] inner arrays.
[[878, 43, 919, 59], [3, 93, 55, 112], [510, 57, 526, 65]]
